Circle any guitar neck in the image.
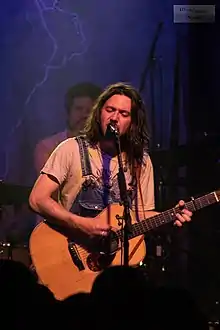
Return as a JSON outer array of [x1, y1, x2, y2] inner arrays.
[[127, 191, 220, 239]]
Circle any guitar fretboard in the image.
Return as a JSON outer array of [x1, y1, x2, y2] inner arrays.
[[116, 191, 219, 240]]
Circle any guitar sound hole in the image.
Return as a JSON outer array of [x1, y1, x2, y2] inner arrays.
[[87, 231, 119, 271], [98, 230, 119, 255], [87, 252, 115, 272]]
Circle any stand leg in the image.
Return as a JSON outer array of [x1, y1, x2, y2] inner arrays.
[[123, 225, 129, 267]]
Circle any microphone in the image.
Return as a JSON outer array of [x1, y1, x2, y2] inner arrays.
[[108, 120, 119, 135]]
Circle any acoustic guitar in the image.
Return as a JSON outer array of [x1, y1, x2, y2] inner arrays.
[[29, 189, 220, 300]]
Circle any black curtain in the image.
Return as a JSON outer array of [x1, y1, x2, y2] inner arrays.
[[187, 5, 220, 319]]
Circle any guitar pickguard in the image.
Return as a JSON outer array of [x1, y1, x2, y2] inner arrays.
[[87, 252, 116, 272], [97, 230, 120, 254]]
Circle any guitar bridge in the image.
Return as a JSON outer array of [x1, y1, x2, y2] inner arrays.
[[68, 242, 85, 271]]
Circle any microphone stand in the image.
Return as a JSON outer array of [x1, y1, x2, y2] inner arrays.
[[139, 21, 163, 149], [112, 130, 132, 267], [139, 21, 164, 93]]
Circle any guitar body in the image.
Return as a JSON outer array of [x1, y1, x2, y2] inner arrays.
[[30, 204, 154, 300], [30, 189, 220, 300]]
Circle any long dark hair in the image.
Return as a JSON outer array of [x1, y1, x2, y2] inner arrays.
[[83, 82, 150, 175]]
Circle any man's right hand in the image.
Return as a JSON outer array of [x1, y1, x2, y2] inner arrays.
[[29, 173, 111, 237], [72, 214, 111, 237]]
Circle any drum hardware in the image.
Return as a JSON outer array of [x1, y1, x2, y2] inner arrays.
[[0, 180, 31, 205], [0, 241, 31, 267], [0, 242, 12, 259], [0, 180, 32, 267]]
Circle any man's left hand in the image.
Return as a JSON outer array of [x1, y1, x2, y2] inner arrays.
[[174, 200, 192, 227]]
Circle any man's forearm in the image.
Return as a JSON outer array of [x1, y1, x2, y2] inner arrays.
[[29, 196, 81, 230]]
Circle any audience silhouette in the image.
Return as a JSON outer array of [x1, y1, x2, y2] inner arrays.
[[0, 260, 209, 329]]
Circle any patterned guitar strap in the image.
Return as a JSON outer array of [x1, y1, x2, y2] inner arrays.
[[136, 164, 146, 219]]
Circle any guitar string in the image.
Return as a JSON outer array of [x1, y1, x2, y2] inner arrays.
[[72, 211, 176, 257], [70, 192, 219, 260]]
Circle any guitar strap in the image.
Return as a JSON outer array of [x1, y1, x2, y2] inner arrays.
[[136, 163, 146, 219], [75, 135, 92, 177]]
